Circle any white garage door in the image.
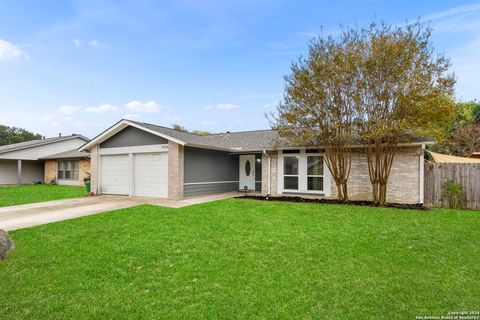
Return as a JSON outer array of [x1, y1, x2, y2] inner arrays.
[[101, 155, 130, 195], [134, 153, 168, 198]]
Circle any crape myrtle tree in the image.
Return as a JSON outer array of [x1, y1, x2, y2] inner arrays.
[[272, 21, 456, 205], [271, 30, 360, 201], [354, 22, 455, 205]]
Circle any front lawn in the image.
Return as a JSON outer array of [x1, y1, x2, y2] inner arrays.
[[0, 184, 86, 207], [0, 200, 478, 319]]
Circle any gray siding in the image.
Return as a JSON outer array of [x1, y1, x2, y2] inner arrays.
[[0, 160, 43, 185], [184, 182, 238, 197], [184, 147, 239, 196], [0, 160, 18, 184], [100, 126, 168, 148], [184, 147, 239, 183], [21, 161, 44, 184]]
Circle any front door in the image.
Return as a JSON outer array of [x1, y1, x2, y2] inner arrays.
[[239, 155, 255, 191]]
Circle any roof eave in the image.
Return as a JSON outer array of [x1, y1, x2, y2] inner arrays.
[[79, 119, 186, 152]]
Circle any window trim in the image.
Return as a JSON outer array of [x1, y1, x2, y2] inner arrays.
[[283, 155, 299, 191], [57, 160, 80, 181], [278, 149, 331, 196], [306, 154, 324, 192]]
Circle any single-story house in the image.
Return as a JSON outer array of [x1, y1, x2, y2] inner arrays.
[[80, 119, 431, 204], [0, 134, 90, 185]]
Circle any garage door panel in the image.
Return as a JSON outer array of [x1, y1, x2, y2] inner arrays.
[[101, 155, 129, 195], [134, 153, 168, 198]]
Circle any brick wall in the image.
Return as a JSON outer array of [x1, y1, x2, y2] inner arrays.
[[168, 141, 184, 199], [270, 146, 423, 204], [261, 151, 277, 195], [329, 146, 422, 204], [79, 159, 90, 186], [90, 145, 98, 194], [44, 160, 56, 183]]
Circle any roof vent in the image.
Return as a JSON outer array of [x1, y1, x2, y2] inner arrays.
[[59, 133, 62, 138]]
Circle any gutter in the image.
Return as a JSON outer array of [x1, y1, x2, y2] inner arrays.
[[263, 149, 271, 195]]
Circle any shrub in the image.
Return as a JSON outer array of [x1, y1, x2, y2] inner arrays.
[[441, 179, 463, 209]]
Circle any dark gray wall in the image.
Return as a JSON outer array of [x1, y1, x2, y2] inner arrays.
[[184, 147, 239, 196], [100, 126, 168, 148], [184, 182, 238, 197], [184, 147, 239, 183]]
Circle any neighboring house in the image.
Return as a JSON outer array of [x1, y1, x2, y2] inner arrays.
[[80, 119, 431, 204], [0, 135, 90, 185], [40, 149, 91, 186], [428, 151, 480, 163]]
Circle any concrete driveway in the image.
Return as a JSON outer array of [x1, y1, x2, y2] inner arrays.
[[0, 192, 239, 231]]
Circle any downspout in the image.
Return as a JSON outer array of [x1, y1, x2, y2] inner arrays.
[[263, 150, 271, 195]]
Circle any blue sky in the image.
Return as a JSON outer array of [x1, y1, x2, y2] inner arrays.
[[0, 0, 479, 138]]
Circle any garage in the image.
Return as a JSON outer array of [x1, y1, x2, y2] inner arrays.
[[100, 152, 168, 197], [134, 153, 168, 197], [101, 155, 130, 195]]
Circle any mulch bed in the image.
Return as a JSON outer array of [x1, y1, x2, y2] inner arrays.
[[236, 195, 429, 210]]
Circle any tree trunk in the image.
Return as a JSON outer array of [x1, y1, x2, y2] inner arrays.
[[365, 140, 396, 206]]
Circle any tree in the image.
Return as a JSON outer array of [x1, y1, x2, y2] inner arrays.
[[0, 125, 42, 146], [354, 22, 455, 204], [172, 123, 187, 132], [273, 21, 456, 205], [172, 124, 211, 135], [449, 123, 480, 156], [272, 32, 359, 201]]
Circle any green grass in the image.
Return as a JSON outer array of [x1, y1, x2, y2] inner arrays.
[[0, 184, 86, 207], [0, 199, 479, 319]]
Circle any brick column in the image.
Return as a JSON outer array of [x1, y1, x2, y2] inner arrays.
[[44, 160, 57, 183], [168, 141, 184, 199], [90, 145, 99, 194], [261, 151, 278, 195]]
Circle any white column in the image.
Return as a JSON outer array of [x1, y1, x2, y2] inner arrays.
[[17, 159, 22, 185], [129, 153, 134, 197]]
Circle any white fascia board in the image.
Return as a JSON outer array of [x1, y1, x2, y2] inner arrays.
[[99, 144, 168, 155], [79, 119, 186, 151]]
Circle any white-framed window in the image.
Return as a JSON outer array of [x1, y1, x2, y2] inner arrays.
[[58, 160, 79, 181], [307, 155, 324, 191], [278, 150, 330, 195], [283, 155, 299, 190]]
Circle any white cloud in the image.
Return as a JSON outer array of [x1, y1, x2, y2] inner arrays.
[[72, 39, 81, 47], [125, 100, 165, 113], [205, 103, 240, 110], [0, 39, 29, 62], [85, 104, 118, 114], [423, 3, 480, 21], [88, 40, 101, 48], [123, 113, 138, 120], [41, 113, 72, 127], [58, 105, 81, 114]]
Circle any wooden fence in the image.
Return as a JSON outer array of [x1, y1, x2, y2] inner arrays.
[[424, 162, 480, 210]]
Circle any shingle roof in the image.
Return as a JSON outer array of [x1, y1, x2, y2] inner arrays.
[[130, 120, 278, 152], [40, 148, 90, 160], [0, 134, 90, 155]]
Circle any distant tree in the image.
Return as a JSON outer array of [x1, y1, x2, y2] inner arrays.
[[172, 123, 187, 132], [448, 123, 480, 156], [172, 124, 211, 135], [0, 125, 42, 146], [455, 101, 480, 127], [191, 130, 211, 135]]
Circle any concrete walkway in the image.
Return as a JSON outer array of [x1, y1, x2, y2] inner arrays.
[[0, 192, 239, 231]]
